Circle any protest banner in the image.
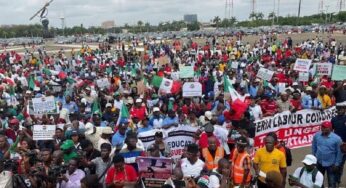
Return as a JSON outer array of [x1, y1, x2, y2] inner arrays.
[[164, 126, 198, 159], [49, 84, 62, 93], [179, 66, 194, 78], [137, 80, 146, 95], [96, 78, 110, 89], [137, 157, 173, 187], [138, 129, 160, 150], [315, 63, 333, 76], [293, 59, 312, 72], [29, 96, 59, 115], [256, 68, 274, 81], [254, 107, 337, 149], [331, 65, 346, 81], [33, 125, 56, 140], [298, 72, 309, 82], [182, 82, 202, 97]]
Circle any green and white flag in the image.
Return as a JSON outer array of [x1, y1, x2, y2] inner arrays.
[[151, 76, 173, 93]]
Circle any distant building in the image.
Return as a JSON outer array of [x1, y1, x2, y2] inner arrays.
[[101, 20, 115, 29], [184, 14, 198, 24]]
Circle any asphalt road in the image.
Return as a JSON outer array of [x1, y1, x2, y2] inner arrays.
[[288, 147, 346, 188]]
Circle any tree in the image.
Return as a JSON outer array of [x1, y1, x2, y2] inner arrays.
[[268, 12, 276, 20], [124, 23, 129, 28], [187, 21, 200, 31], [137, 20, 143, 33], [144, 22, 150, 32], [249, 11, 257, 20], [213, 16, 221, 27], [256, 12, 264, 20]]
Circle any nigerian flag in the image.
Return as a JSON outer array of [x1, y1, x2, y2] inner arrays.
[[151, 75, 173, 93], [116, 102, 130, 125], [224, 75, 245, 102]]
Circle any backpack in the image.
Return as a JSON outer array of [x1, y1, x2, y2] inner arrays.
[[299, 167, 318, 183]]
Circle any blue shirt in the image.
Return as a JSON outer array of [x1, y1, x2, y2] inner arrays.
[[162, 116, 179, 128], [62, 102, 79, 113], [331, 115, 346, 142], [302, 98, 322, 109], [312, 132, 343, 167], [301, 95, 311, 109], [249, 85, 258, 97], [111, 131, 126, 147]]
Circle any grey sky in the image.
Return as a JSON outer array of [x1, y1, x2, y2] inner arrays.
[[0, 0, 343, 28]]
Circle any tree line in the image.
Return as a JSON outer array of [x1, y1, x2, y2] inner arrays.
[[0, 11, 345, 38]]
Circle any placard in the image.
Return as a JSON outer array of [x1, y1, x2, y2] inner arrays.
[[182, 82, 202, 97], [315, 63, 333, 76], [293, 59, 312, 72], [137, 157, 172, 180], [33, 125, 56, 140], [31, 96, 57, 114], [331, 65, 346, 81], [179, 66, 194, 78], [256, 68, 274, 81], [298, 72, 309, 82], [231, 61, 239, 69], [158, 56, 169, 66]]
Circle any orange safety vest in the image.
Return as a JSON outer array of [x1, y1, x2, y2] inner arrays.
[[232, 149, 252, 185], [202, 147, 224, 170]]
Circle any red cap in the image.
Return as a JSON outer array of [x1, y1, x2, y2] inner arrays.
[[9, 118, 19, 125], [321, 121, 332, 128]]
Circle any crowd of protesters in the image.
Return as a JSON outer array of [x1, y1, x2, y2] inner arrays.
[[0, 32, 345, 188]]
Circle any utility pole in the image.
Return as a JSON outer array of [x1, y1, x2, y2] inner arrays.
[[277, 0, 280, 23], [298, 0, 302, 25]]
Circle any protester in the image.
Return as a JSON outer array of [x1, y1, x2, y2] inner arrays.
[[289, 154, 324, 188], [312, 121, 343, 187], [231, 136, 251, 187]]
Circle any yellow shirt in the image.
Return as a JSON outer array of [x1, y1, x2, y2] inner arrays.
[[254, 147, 286, 182], [219, 63, 226, 72], [318, 94, 331, 109]]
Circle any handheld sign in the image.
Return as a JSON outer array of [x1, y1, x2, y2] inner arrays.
[[293, 59, 312, 72]]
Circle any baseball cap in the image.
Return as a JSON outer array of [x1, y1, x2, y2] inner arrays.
[[321, 121, 332, 128], [9, 118, 20, 125], [292, 82, 298, 86], [197, 175, 209, 188], [135, 98, 142, 103], [153, 107, 160, 112], [236, 136, 249, 146], [204, 111, 212, 120], [302, 154, 317, 165], [306, 86, 312, 91], [71, 130, 79, 136], [106, 103, 112, 108]]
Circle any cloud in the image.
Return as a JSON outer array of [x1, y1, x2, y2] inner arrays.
[[0, 0, 341, 27]]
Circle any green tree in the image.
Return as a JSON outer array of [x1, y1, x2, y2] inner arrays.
[[187, 21, 200, 31], [213, 16, 221, 28]]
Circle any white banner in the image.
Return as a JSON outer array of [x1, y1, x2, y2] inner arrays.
[[298, 72, 309, 82], [254, 107, 337, 149], [315, 63, 333, 76], [294, 59, 312, 72], [33, 125, 56, 140], [32, 96, 56, 114], [256, 68, 274, 81], [137, 126, 198, 159], [182, 82, 202, 97]]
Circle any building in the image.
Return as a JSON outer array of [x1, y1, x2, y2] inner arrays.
[[183, 14, 198, 24], [101, 20, 115, 29]]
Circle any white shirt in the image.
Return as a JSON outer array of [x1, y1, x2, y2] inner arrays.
[[292, 167, 323, 188], [180, 158, 205, 177], [0, 171, 12, 188]]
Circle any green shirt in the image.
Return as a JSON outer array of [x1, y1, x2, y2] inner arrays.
[[63, 152, 78, 163]]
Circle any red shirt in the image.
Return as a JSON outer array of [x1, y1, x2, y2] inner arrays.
[[130, 106, 147, 121], [105, 165, 138, 186], [199, 133, 220, 149], [290, 99, 302, 110], [260, 99, 278, 116]]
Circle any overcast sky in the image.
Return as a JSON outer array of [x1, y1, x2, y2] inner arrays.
[[0, 0, 343, 28]]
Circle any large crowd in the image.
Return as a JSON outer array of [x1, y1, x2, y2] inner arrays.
[[0, 32, 345, 188]]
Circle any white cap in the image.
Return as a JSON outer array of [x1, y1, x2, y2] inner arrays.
[[292, 82, 299, 86], [153, 107, 160, 112], [84, 122, 94, 135], [106, 103, 112, 108], [34, 86, 40, 91], [306, 86, 312, 91], [25, 90, 32, 94], [254, 78, 261, 82], [135, 98, 142, 103], [205, 111, 213, 120], [102, 127, 114, 134], [302, 154, 317, 165]]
